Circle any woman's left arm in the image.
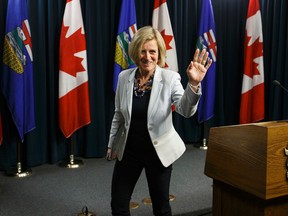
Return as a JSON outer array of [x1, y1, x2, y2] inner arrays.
[[172, 49, 213, 118]]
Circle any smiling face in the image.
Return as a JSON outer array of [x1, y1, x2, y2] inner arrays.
[[138, 39, 159, 75], [128, 26, 167, 71]]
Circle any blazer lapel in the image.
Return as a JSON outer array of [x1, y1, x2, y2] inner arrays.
[[148, 67, 163, 120], [125, 68, 137, 120]]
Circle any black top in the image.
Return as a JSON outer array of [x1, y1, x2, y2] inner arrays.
[[125, 90, 153, 153]]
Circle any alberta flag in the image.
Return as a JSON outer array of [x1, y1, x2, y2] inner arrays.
[[196, 0, 217, 123], [1, 0, 35, 141], [59, 0, 91, 138], [113, 0, 137, 92], [239, 0, 264, 124]]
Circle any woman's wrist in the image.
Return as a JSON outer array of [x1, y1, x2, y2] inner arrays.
[[188, 82, 200, 93]]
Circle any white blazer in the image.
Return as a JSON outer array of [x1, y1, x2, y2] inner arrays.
[[108, 66, 201, 167]]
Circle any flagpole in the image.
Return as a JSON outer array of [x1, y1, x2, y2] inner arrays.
[[199, 122, 208, 150], [59, 134, 84, 168], [6, 138, 32, 177]]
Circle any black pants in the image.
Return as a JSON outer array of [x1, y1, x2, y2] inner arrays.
[[111, 149, 172, 216]]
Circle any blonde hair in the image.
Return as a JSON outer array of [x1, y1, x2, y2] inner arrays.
[[128, 26, 166, 68]]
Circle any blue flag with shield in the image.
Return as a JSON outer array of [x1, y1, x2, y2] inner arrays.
[[112, 0, 137, 92], [1, 0, 35, 141], [196, 0, 217, 123]]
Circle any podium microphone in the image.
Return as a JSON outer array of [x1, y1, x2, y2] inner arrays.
[[273, 80, 288, 94]]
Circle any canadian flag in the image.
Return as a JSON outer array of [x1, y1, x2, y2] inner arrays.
[[152, 0, 178, 72], [59, 0, 91, 138], [239, 0, 264, 124]]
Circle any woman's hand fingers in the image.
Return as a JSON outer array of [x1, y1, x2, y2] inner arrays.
[[106, 148, 112, 161], [193, 48, 200, 62], [187, 48, 213, 83], [205, 58, 213, 69]]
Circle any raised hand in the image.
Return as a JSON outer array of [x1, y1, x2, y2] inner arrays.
[[186, 48, 213, 86]]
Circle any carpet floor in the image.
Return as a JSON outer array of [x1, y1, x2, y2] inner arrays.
[[0, 144, 212, 216]]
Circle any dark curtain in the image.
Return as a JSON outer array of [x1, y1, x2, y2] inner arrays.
[[0, 0, 287, 170]]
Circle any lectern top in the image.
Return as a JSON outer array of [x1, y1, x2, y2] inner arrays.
[[254, 120, 288, 127]]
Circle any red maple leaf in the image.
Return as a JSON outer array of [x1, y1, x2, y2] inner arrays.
[[59, 25, 86, 77], [243, 31, 263, 78], [160, 29, 173, 68], [160, 29, 173, 51]]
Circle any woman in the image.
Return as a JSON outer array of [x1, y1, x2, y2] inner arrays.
[[107, 26, 212, 216]]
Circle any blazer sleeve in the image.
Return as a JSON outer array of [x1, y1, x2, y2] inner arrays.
[[171, 72, 201, 118], [107, 72, 126, 149]]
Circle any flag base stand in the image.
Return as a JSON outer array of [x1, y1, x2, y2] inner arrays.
[[199, 122, 208, 150], [59, 136, 84, 168], [5, 162, 32, 178], [142, 194, 176, 205], [130, 202, 139, 209], [199, 138, 208, 150], [5, 140, 32, 178], [77, 206, 96, 216], [59, 154, 84, 169], [77, 212, 96, 216]]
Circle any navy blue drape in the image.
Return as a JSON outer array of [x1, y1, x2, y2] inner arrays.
[[0, 0, 287, 170]]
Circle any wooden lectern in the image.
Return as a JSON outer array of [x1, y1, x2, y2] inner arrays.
[[205, 121, 288, 216]]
